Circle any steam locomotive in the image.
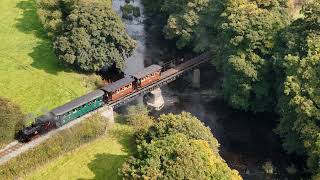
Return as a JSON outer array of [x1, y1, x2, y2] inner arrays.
[[18, 65, 162, 142]]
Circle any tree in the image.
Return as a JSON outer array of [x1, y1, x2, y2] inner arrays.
[[121, 134, 242, 180], [37, 0, 107, 36], [162, 0, 210, 48], [37, 0, 76, 36], [141, 112, 220, 153], [0, 97, 24, 146], [54, 3, 136, 71], [275, 0, 320, 177], [209, 0, 290, 112]]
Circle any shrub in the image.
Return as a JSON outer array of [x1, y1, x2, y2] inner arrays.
[[121, 134, 242, 180], [0, 113, 108, 179], [125, 104, 153, 131], [125, 104, 154, 143], [0, 97, 24, 147]]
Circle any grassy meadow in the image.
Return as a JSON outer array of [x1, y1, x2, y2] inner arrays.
[[0, 0, 97, 114], [26, 123, 135, 180]]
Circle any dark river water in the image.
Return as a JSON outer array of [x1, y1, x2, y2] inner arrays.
[[111, 0, 306, 179]]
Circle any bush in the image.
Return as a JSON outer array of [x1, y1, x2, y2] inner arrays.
[[125, 104, 153, 131], [0, 113, 108, 179], [121, 134, 242, 180], [0, 97, 24, 147], [54, 3, 136, 72]]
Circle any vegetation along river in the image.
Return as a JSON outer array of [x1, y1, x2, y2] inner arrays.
[[112, 0, 306, 179]]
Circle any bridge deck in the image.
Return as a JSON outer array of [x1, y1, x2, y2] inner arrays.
[[109, 52, 212, 108]]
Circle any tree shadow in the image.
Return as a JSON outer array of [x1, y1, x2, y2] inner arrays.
[[78, 126, 136, 180], [15, 0, 71, 75], [78, 153, 128, 180]]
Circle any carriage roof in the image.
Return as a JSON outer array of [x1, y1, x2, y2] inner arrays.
[[129, 65, 162, 79], [51, 90, 104, 116], [100, 77, 134, 93]]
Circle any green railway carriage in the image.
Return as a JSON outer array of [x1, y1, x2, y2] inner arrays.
[[51, 90, 105, 127]]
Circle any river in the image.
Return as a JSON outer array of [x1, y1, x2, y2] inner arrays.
[[111, 0, 305, 179]]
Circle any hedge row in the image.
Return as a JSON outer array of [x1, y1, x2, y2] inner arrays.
[[0, 113, 109, 179]]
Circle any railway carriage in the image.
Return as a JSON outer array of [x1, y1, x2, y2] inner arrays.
[[129, 65, 162, 88], [18, 64, 164, 142], [51, 90, 105, 127], [101, 77, 134, 101]]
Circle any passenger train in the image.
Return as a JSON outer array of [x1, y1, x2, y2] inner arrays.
[[18, 65, 162, 142]]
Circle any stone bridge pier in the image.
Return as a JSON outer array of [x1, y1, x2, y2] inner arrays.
[[192, 68, 200, 88], [100, 106, 114, 123], [146, 87, 165, 111]]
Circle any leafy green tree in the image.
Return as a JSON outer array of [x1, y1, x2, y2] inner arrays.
[[37, 0, 76, 36], [162, 0, 210, 48], [143, 0, 211, 49], [141, 112, 220, 153], [210, 0, 290, 112], [275, 0, 320, 177], [0, 97, 24, 147], [54, 3, 136, 71], [121, 134, 242, 180]]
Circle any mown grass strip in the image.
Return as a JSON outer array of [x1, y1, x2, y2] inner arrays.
[[26, 123, 134, 180]]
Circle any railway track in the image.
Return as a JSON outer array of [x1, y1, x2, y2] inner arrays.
[[0, 141, 24, 159], [0, 52, 211, 165]]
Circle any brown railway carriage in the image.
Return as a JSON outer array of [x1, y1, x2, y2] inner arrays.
[[101, 77, 135, 101], [130, 65, 162, 88]]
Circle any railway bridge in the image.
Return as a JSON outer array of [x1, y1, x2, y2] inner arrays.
[[108, 51, 212, 110]]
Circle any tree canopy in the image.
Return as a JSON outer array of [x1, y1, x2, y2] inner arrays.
[[121, 133, 242, 180], [275, 0, 320, 177], [53, 3, 136, 71], [141, 112, 220, 152], [212, 0, 290, 112]]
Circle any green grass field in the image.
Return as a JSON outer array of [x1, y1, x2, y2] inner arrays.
[[26, 123, 135, 180], [0, 0, 97, 114]]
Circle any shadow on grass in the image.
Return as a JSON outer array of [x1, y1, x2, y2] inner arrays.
[[80, 125, 136, 180], [78, 153, 127, 180], [15, 0, 71, 75]]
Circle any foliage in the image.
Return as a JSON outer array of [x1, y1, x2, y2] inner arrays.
[[37, 0, 112, 36], [262, 161, 275, 175], [140, 112, 220, 152], [26, 124, 134, 180], [121, 4, 141, 20], [0, 97, 24, 147], [37, 0, 63, 36], [211, 0, 290, 112], [274, 0, 320, 178], [125, 104, 154, 133], [54, 3, 136, 72], [121, 133, 242, 180], [162, 0, 210, 48], [0, 113, 107, 179]]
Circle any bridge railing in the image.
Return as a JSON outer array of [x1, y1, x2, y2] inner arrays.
[[159, 51, 212, 72]]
